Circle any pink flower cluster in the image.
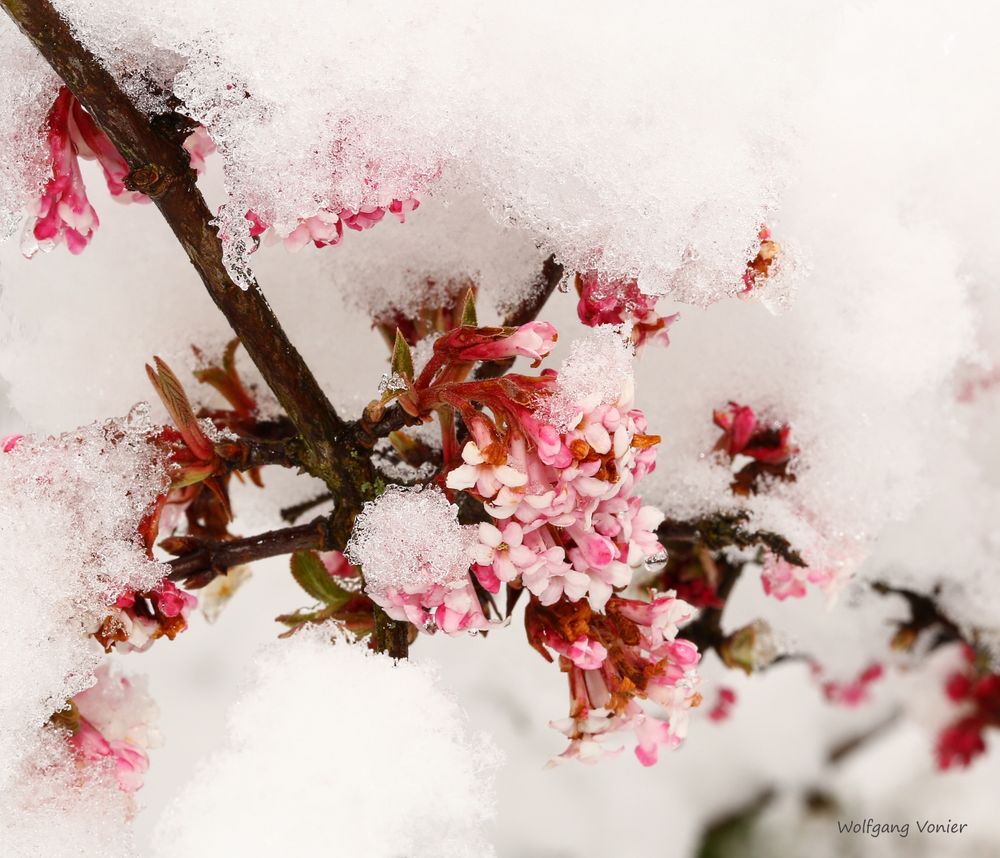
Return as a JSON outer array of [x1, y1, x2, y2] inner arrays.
[[712, 402, 795, 465], [708, 686, 738, 722], [374, 318, 701, 764], [245, 196, 418, 253], [371, 577, 489, 636], [529, 593, 701, 766], [937, 645, 1000, 770], [69, 664, 160, 793], [761, 553, 835, 601], [575, 271, 678, 348], [26, 88, 212, 257], [345, 484, 490, 636], [98, 580, 198, 653], [814, 662, 884, 706], [444, 348, 665, 613]]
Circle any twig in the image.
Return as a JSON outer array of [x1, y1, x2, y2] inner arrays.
[[165, 516, 337, 587], [280, 491, 334, 524], [870, 580, 965, 649]]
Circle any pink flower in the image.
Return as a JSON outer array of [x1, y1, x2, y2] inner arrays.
[[708, 687, 737, 722], [27, 89, 100, 257], [613, 591, 695, 646], [153, 579, 198, 619], [539, 632, 608, 670], [453, 322, 558, 366], [1, 434, 23, 453], [24, 88, 184, 257], [713, 401, 795, 464], [575, 272, 678, 349], [817, 662, 884, 707], [70, 664, 160, 793], [283, 210, 345, 251], [182, 126, 217, 173], [472, 521, 544, 590], [340, 205, 387, 232], [446, 430, 528, 504], [761, 554, 835, 601], [630, 704, 678, 766]]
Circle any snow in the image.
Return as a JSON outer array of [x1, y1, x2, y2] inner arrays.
[[152, 628, 500, 858], [0, 413, 167, 788], [0, 729, 136, 858], [0, 16, 58, 242], [345, 484, 474, 595], [539, 325, 635, 429]]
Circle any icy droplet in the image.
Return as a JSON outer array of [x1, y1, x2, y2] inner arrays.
[[644, 550, 668, 573]]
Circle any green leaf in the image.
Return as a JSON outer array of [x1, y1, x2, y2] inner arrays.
[[275, 605, 337, 626], [290, 550, 353, 607], [460, 288, 478, 326], [390, 329, 414, 381]]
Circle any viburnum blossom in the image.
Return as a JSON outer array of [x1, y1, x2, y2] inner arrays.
[[345, 485, 489, 634], [575, 271, 679, 348], [814, 662, 884, 707], [25, 88, 210, 257], [708, 687, 737, 722], [528, 592, 701, 766], [67, 664, 161, 793], [370, 316, 700, 763], [936, 645, 1000, 770], [760, 553, 835, 602], [246, 197, 420, 253]]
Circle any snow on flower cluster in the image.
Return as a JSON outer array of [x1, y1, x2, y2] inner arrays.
[[345, 485, 485, 633], [535, 325, 637, 432], [0, 413, 167, 789], [8, 0, 848, 294], [0, 728, 136, 858], [153, 628, 500, 858]]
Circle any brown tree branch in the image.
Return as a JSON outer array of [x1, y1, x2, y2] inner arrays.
[[0, 0, 369, 501], [165, 516, 337, 587], [3, 0, 406, 656]]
